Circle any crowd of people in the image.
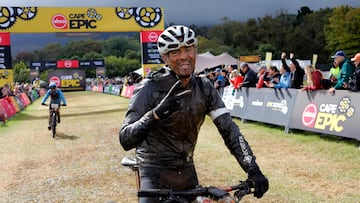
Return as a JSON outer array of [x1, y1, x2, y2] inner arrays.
[[0, 82, 40, 102], [204, 51, 360, 97]]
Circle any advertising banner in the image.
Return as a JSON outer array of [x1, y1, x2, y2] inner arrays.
[[289, 90, 360, 140], [0, 32, 12, 69], [0, 7, 164, 33], [222, 86, 247, 118], [242, 88, 297, 126], [57, 60, 79, 68], [0, 69, 13, 88], [140, 30, 164, 76], [48, 69, 85, 90], [31, 60, 104, 70], [222, 87, 297, 127]]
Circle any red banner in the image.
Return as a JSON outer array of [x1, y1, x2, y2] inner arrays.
[[0, 32, 10, 46], [57, 60, 79, 68], [140, 30, 162, 43]]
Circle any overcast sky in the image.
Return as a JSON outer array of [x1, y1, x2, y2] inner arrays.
[[3, 0, 360, 26]]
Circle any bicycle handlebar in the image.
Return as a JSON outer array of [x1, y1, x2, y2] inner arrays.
[[137, 181, 253, 202], [42, 103, 66, 107]]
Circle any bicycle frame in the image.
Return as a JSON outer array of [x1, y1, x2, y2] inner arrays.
[[50, 103, 59, 138]]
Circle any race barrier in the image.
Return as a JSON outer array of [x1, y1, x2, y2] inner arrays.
[[88, 83, 360, 141], [121, 85, 136, 98], [222, 86, 360, 141], [0, 91, 41, 122], [103, 84, 122, 96]]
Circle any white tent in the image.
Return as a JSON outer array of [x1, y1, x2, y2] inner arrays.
[[195, 52, 238, 73]]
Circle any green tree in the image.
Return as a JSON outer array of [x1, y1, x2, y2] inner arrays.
[[102, 36, 140, 58], [324, 6, 360, 57], [104, 56, 140, 78], [13, 61, 30, 83], [197, 36, 231, 55], [62, 40, 102, 59], [292, 8, 332, 63], [13, 51, 34, 65], [82, 52, 104, 78]]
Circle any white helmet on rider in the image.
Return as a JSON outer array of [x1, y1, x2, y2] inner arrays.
[[157, 25, 197, 55]]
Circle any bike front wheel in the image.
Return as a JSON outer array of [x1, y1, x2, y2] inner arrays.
[[51, 113, 57, 138]]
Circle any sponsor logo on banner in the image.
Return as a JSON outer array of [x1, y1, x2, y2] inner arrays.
[[266, 99, 288, 114], [57, 60, 79, 68], [51, 8, 101, 30], [51, 14, 68, 29], [49, 76, 61, 87], [61, 73, 82, 88], [301, 97, 355, 132], [148, 31, 159, 42]]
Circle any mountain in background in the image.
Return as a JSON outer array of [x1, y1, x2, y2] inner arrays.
[[10, 32, 136, 56]]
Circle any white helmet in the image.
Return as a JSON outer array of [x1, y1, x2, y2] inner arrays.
[[157, 25, 197, 55]]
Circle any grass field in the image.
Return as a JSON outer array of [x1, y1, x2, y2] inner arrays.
[[0, 91, 359, 203]]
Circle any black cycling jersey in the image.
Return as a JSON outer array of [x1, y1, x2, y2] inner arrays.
[[120, 67, 260, 174]]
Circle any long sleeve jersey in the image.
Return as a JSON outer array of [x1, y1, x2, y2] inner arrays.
[[119, 67, 260, 173]]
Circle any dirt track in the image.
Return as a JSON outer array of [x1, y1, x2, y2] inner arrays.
[[0, 92, 138, 202]]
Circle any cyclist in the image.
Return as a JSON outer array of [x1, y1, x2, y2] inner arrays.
[[41, 82, 67, 130], [119, 25, 268, 203]]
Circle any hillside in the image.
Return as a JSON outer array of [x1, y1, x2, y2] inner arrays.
[[10, 32, 136, 56]]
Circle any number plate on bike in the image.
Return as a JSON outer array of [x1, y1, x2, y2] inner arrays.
[[50, 104, 59, 109]]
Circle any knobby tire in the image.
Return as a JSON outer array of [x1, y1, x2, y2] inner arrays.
[[51, 112, 56, 138]]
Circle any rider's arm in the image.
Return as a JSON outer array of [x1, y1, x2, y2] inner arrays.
[[119, 81, 156, 151], [205, 80, 260, 173], [41, 90, 50, 104], [58, 90, 67, 105]]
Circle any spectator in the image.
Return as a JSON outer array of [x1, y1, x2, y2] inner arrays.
[[238, 63, 257, 88], [221, 69, 230, 87], [281, 52, 305, 89], [256, 65, 268, 88], [301, 64, 324, 91], [343, 52, 360, 92], [229, 69, 243, 90], [328, 50, 355, 94], [329, 61, 340, 85], [267, 64, 291, 89], [226, 65, 236, 80], [1, 84, 13, 97], [320, 61, 340, 89], [214, 68, 228, 96], [206, 71, 216, 84], [264, 66, 281, 87]]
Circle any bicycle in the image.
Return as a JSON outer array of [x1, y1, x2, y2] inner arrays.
[[43, 103, 65, 138], [121, 156, 254, 203]]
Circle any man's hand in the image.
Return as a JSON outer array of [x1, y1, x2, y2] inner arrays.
[[153, 80, 191, 120], [247, 168, 269, 198]]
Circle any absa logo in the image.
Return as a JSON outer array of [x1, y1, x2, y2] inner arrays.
[[51, 14, 68, 29], [302, 103, 317, 128]]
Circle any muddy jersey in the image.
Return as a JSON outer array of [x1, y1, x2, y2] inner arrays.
[[119, 67, 260, 173]]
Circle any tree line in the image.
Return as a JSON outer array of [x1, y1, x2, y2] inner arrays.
[[13, 5, 359, 83]]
